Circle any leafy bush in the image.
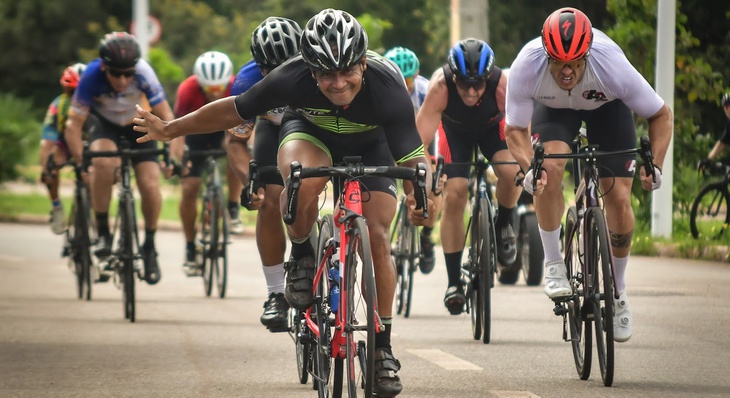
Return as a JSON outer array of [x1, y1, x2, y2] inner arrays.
[[0, 94, 42, 183]]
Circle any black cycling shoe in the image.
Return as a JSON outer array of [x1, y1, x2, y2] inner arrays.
[[443, 285, 466, 315], [93, 234, 113, 258], [373, 348, 403, 397], [142, 244, 161, 285], [419, 233, 436, 274], [260, 292, 290, 332], [496, 224, 517, 266], [284, 255, 315, 310]]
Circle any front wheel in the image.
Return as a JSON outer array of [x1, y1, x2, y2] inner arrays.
[[477, 198, 494, 344], [215, 191, 229, 298], [586, 208, 614, 387], [565, 206, 591, 380], [690, 182, 730, 240], [200, 195, 215, 297], [120, 196, 136, 323]]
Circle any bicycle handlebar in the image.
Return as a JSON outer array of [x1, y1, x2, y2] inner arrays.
[[283, 156, 429, 225], [529, 135, 657, 192], [433, 156, 445, 195], [243, 159, 280, 208], [84, 143, 170, 167]]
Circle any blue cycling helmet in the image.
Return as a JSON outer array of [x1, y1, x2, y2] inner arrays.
[[447, 38, 494, 82]]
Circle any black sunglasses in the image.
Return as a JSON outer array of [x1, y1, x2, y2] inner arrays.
[[455, 78, 487, 91], [108, 68, 135, 78]]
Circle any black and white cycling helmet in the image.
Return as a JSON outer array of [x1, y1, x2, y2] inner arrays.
[[251, 17, 302, 70], [722, 92, 730, 107], [300, 9, 368, 71], [99, 32, 141, 69]]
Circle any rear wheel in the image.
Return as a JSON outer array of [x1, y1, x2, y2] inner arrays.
[[690, 182, 730, 240], [519, 213, 544, 286], [344, 217, 376, 397], [586, 208, 614, 386], [565, 206, 591, 380]]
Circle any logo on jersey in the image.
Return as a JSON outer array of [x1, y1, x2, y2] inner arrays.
[[298, 108, 330, 117], [266, 107, 286, 116], [582, 90, 607, 102]]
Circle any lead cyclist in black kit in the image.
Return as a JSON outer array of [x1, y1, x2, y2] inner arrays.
[[133, 9, 432, 397]]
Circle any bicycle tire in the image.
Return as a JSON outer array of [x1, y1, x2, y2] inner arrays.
[[314, 214, 335, 397], [79, 186, 94, 300], [215, 189, 228, 298], [477, 197, 494, 344], [344, 217, 376, 397], [120, 194, 136, 323], [66, 201, 86, 300], [468, 208, 482, 341], [291, 309, 310, 385], [392, 198, 415, 317], [519, 213, 544, 286], [404, 225, 417, 318], [690, 182, 730, 240], [586, 208, 615, 386], [565, 206, 591, 380], [200, 194, 215, 297]]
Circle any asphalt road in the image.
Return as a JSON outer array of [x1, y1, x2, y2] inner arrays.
[[1, 223, 729, 398]]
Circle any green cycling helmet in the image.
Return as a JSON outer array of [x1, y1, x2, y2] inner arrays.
[[384, 46, 420, 78]]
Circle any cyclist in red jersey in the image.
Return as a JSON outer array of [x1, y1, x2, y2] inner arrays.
[[174, 51, 242, 275], [41, 63, 86, 235]]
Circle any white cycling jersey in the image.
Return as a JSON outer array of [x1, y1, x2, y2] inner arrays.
[[505, 29, 664, 129]]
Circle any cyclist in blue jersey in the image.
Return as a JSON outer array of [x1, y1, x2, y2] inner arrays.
[[66, 32, 176, 285], [384, 46, 440, 274], [226, 16, 302, 332], [133, 10, 433, 396]]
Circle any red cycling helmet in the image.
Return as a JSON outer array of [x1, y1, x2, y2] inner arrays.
[[541, 7, 593, 62], [60, 63, 85, 88]]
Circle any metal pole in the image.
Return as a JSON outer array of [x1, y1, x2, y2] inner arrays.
[[652, 0, 676, 238], [133, 0, 150, 60]]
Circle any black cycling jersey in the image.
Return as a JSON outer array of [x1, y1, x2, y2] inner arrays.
[[720, 118, 730, 146], [442, 66, 503, 131], [233, 51, 424, 165]]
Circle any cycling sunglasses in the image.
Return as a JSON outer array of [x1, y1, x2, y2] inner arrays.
[[455, 77, 487, 91], [108, 68, 135, 78]]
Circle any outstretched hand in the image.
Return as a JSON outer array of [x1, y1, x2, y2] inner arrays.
[[133, 104, 171, 143]]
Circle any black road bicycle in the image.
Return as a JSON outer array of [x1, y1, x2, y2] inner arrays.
[[690, 161, 730, 241], [85, 139, 168, 322]]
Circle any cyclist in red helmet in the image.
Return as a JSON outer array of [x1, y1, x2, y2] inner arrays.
[[505, 7, 673, 343], [40, 63, 86, 235]]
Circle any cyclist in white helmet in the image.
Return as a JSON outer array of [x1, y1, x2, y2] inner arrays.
[[174, 50, 242, 276]]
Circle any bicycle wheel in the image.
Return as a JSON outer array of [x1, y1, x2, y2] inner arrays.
[[565, 206, 591, 380], [586, 208, 614, 386], [392, 198, 414, 317], [200, 194, 215, 297], [290, 309, 310, 385], [519, 213, 544, 286], [404, 225, 417, 319], [120, 195, 136, 323], [344, 217, 376, 397], [66, 200, 85, 300], [79, 186, 95, 300], [215, 190, 229, 298], [314, 215, 335, 397], [477, 198, 494, 344], [690, 182, 730, 240], [467, 210, 482, 341]]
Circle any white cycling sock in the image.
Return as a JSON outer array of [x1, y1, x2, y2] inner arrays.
[[263, 263, 286, 295], [613, 255, 628, 294], [539, 225, 563, 264]]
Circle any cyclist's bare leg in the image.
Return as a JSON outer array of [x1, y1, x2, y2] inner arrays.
[[226, 162, 243, 205], [599, 176, 634, 258], [440, 177, 469, 253], [532, 140, 570, 232], [89, 138, 120, 214], [134, 160, 162, 231], [180, 177, 202, 243], [40, 140, 62, 200], [277, 140, 330, 240], [258, 184, 286, 266], [362, 192, 398, 318], [490, 149, 522, 209]]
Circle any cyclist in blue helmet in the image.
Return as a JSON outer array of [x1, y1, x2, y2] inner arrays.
[[416, 38, 522, 315]]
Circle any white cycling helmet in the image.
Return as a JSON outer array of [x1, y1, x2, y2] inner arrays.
[[193, 51, 233, 87]]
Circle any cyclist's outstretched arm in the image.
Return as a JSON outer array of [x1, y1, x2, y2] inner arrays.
[[134, 97, 243, 143]]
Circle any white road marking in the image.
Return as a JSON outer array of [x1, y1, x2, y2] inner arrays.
[[407, 348, 482, 370], [491, 391, 541, 398]]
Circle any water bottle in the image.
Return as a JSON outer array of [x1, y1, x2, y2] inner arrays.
[[329, 262, 341, 313]]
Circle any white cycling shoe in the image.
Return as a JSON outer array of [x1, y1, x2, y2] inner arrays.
[[613, 291, 633, 342], [543, 259, 572, 299]]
